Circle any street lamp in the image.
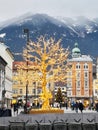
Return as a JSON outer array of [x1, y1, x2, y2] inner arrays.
[[24, 28, 29, 113]]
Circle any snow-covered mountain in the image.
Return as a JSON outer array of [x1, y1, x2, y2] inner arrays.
[[0, 14, 98, 60]]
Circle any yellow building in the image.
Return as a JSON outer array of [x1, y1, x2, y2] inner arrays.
[[67, 43, 93, 106], [93, 59, 98, 102], [12, 61, 42, 104], [93, 79, 98, 101]]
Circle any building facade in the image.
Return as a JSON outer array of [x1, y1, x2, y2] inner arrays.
[[0, 42, 14, 107], [12, 61, 59, 105], [0, 56, 7, 106], [93, 58, 98, 102], [67, 43, 93, 106], [12, 61, 42, 105]]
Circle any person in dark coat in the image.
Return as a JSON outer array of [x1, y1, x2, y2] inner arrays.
[[13, 103, 18, 115], [95, 102, 98, 112], [78, 101, 84, 113], [71, 101, 75, 110], [75, 101, 79, 113], [65, 101, 68, 109]]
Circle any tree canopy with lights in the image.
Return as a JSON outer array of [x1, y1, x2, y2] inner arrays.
[[14, 36, 70, 109]]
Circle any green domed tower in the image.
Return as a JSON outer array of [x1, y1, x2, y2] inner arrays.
[[72, 43, 81, 58]]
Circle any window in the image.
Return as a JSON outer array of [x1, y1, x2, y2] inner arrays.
[[13, 81, 18, 85], [76, 63, 80, 69], [67, 91, 72, 97], [13, 89, 18, 94], [37, 89, 41, 94], [20, 80, 23, 84], [76, 71, 81, 78], [95, 89, 98, 95], [33, 82, 36, 85], [76, 80, 81, 89], [84, 71, 88, 78], [67, 71, 72, 76], [95, 81, 98, 85], [84, 90, 89, 96], [32, 89, 36, 94], [67, 81, 72, 88], [20, 89, 22, 94], [84, 80, 88, 88], [76, 90, 81, 96], [84, 63, 88, 69]]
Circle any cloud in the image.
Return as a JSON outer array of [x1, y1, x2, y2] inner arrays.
[[0, 0, 98, 21]]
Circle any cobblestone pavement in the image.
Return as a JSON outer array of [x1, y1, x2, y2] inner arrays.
[[62, 107, 97, 113], [11, 107, 97, 117]]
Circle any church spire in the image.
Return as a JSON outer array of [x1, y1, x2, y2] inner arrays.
[[72, 43, 81, 58]]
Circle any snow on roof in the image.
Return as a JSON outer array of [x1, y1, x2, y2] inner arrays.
[[0, 42, 14, 60], [68, 55, 93, 62], [0, 42, 8, 49]]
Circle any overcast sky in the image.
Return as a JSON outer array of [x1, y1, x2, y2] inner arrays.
[[0, 0, 98, 21]]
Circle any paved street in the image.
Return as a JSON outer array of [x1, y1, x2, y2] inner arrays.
[[62, 107, 97, 113], [11, 107, 97, 117], [0, 107, 98, 126]]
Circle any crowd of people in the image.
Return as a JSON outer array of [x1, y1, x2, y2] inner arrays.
[[63, 100, 98, 113], [70, 101, 84, 113], [1, 100, 98, 117]]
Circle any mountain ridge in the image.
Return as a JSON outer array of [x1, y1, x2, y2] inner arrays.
[[0, 13, 98, 60]]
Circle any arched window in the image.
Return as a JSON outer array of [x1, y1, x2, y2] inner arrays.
[[84, 63, 88, 69], [76, 63, 80, 69]]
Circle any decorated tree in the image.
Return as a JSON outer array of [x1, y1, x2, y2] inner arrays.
[[14, 36, 70, 110], [55, 87, 63, 103]]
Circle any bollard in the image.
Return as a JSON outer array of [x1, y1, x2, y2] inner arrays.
[[95, 123, 98, 130], [82, 123, 96, 130], [53, 122, 67, 130], [39, 123, 52, 130], [68, 123, 82, 130], [9, 121, 28, 130], [0, 125, 9, 130], [25, 124, 38, 130]]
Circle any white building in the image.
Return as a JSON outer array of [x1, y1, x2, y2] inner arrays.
[[0, 42, 14, 107]]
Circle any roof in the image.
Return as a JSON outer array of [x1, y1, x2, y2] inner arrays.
[[13, 61, 37, 69], [0, 56, 7, 66], [0, 42, 14, 60], [72, 47, 81, 53], [0, 42, 8, 49], [68, 55, 93, 62], [72, 42, 81, 54]]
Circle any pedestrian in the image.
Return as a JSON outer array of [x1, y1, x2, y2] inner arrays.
[[78, 101, 84, 113], [13, 103, 18, 115], [71, 101, 75, 110], [11, 103, 13, 108], [65, 101, 68, 109], [60, 102, 62, 109], [75, 101, 79, 113], [95, 101, 98, 112], [24, 103, 27, 113]]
